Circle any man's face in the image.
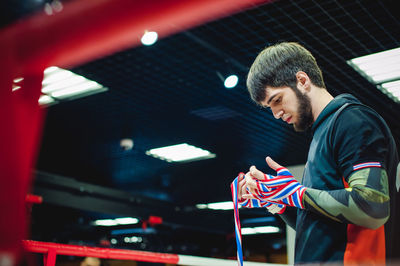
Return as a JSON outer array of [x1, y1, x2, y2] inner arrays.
[[260, 85, 313, 132]]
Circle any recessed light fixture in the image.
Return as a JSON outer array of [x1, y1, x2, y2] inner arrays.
[[224, 74, 239, 89], [146, 143, 216, 163], [347, 47, 400, 103], [141, 31, 158, 46]]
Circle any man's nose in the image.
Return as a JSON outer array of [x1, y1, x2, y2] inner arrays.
[[272, 109, 284, 119]]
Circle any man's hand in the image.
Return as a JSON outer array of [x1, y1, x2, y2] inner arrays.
[[237, 173, 248, 201], [236, 171, 285, 213], [242, 157, 306, 209], [242, 156, 283, 199]]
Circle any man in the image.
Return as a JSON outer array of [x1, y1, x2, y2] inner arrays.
[[239, 42, 399, 265]]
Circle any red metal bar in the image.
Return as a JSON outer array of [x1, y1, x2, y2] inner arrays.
[[0, 0, 272, 75], [23, 240, 180, 264]]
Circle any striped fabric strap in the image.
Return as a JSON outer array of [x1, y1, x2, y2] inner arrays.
[[238, 192, 286, 213], [230, 175, 285, 266], [251, 167, 306, 209], [353, 161, 381, 171], [230, 177, 243, 266]]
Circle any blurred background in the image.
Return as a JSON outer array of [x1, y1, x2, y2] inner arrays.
[[2, 0, 399, 265]]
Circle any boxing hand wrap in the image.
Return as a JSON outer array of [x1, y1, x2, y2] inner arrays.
[[266, 202, 287, 214], [231, 176, 244, 266], [230, 174, 286, 266], [253, 167, 306, 209], [239, 195, 286, 214]]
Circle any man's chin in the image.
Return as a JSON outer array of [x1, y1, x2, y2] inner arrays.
[[293, 122, 308, 132]]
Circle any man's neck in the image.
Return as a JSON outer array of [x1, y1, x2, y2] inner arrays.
[[310, 87, 334, 121]]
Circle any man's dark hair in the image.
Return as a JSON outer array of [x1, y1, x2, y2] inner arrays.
[[246, 42, 326, 104]]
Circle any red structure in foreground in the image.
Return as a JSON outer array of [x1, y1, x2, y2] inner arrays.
[[23, 240, 180, 266], [23, 240, 274, 266], [0, 1, 272, 265]]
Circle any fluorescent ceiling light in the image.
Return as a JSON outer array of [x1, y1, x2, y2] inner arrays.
[[38, 95, 56, 106], [12, 66, 107, 106], [205, 201, 233, 210], [94, 217, 139, 226], [50, 80, 104, 99], [195, 204, 208, 209], [242, 226, 280, 235], [380, 80, 400, 102], [347, 47, 400, 103], [94, 219, 118, 226], [114, 217, 139, 225], [196, 201, 235, 210], [146, 143, 216, 163], [42, 68, 74, 86], [42, 66, 107, 100], [42, 75, 86, 93], [44, 66, 59, 74]]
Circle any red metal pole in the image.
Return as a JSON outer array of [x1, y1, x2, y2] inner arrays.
[[43, 248, 57, 266], [0, 62, 45, 265]]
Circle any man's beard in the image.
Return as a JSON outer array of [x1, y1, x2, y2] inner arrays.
[[293, 88, 313, 132]]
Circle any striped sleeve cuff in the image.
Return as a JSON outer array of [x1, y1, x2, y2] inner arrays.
[[353, 162, 381, 171]]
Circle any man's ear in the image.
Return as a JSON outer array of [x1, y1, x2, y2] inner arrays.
[[296, 71, 311, 92]]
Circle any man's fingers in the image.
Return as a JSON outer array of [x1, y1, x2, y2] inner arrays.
[[266, 156, 282, 171], [249, 165, 265, 180], [243, 172, 259, 197], [238, 172, 244, 180], [245, 172, 258, 187], [238, 177, 246, 198], [242, 194, 256, 199]]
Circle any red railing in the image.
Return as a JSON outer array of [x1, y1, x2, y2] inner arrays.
[[23, 240, 179, 266]]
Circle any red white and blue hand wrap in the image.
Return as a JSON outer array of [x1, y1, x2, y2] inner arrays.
[[252, 167, 306, 209], [230, 177, 243, 266], [230, 174, 285, 266], [238, 191, 286, 213]]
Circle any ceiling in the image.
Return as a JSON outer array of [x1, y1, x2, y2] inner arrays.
[[3, 0, 399, 262]]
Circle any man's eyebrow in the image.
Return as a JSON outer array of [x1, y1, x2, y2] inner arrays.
[[266, 93, 279, 106]]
